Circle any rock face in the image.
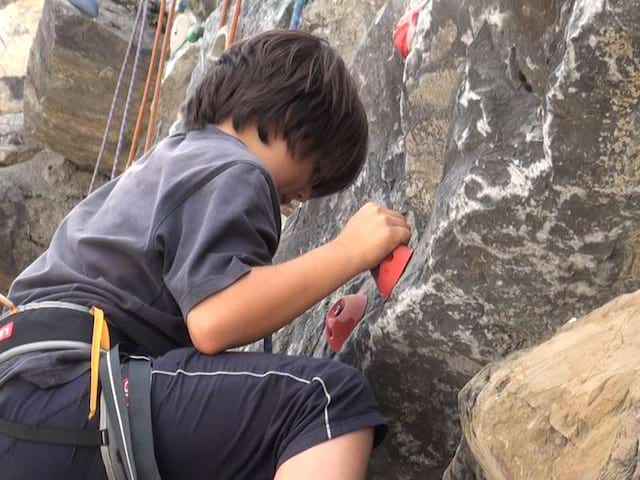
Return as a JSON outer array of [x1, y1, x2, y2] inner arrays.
[[447, 290, 640, 480], [0, 0, 44, 115], [0, 113, 41, 167], [267, 0, 640, 478], [302, 0, 388, 66], [23, 0, 154, 172], [3, 0, 640, 477], [0, 151, 99, 293]]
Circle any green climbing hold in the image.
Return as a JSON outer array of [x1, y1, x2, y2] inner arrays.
[[186, 25, 204, 43]]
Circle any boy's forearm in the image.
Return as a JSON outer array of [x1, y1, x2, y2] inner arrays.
[[187, 239, 361, 353]]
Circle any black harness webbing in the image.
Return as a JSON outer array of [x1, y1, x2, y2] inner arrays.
[[0, 417, 105, 447], [100, 345, 139, 479], [0, 302, 161, 480], [127, 356, 161, 479]]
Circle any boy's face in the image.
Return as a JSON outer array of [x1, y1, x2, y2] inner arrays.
[[220, 121, 315, 206]]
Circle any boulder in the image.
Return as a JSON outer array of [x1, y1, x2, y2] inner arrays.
[[156, 40, 201, 138], [0, 0, 44, 115], [23, 0, 154, 172], [0, 150, 102, 293], [0, 113, 42, 167], [267, 0, 640, 478], [447, 290, 640, 480]]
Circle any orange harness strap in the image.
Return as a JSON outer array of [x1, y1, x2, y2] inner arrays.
[[89, 306, 111, 419]]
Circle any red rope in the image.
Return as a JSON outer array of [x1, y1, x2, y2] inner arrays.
[[219, 0, 231, 27], [126, 0, 167, 169], [227, 0, 242, 46], [144, 0, 179, 152]]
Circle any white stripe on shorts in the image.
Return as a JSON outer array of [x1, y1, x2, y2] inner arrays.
[[150, 368, 333, 439]]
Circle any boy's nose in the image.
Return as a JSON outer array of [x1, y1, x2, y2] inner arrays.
[[295, 186, 312, 203]]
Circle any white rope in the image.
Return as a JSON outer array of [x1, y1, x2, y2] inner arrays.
[[111, 0, 149, 180], [88, 0, 147, 194]]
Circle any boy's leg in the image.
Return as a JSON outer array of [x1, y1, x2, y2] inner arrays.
[[0, 374, 106, 478], [274, 428, 374, 480], [150, 348, 387, 480]]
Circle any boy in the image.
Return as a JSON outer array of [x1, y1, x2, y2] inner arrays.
[[0, 30, 410, 479]]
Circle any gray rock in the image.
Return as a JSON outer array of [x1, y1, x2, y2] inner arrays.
[[0, 113, 42, 167], [264, 0, 640, 478], [156, 41, 201, 139], [0, 0, 44, 115], [302, 0, 388, 66], [23, 0, 154, 172], [0, 150, 101, 293], [0, 77, 25, 116]]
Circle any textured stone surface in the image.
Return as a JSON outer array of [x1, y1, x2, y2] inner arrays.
[[448, 290, 640, 480], [0, 0, 44, 115], [3, 0, 640, 477], [23, 0, 154, 171], [157, 41, 201, 136], [0, 151, 100, 293], [302, 0, 387, 65], [264, 0, 640, 478], [0, 113, 42, 167]]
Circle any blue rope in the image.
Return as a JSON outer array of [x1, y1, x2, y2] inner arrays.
[[263, 336, 272, 353], [289, 0, 305, 30], [263, 0, 307, 354]]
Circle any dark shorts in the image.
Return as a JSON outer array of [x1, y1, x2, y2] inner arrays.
[[0, 348, 388, 479]]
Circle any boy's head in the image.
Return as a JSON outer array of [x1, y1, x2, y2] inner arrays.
[[182, 29, 368, 201]]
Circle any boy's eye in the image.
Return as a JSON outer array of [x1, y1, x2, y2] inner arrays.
[[257, 125, 269, 143]]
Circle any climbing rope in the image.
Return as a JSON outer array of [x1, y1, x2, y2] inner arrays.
[[126, 0, 168, 170], [262, 1, 306, 354], [111, 0, 149, 179], [88, 0, 148, 194], [227, 0, 242, 46], [219, 0, 231, 28], [144, 0, 179, 152], [289, 0, 305, 30]]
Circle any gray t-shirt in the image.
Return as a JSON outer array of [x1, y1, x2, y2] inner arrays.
[[8, 126, 281, 357]]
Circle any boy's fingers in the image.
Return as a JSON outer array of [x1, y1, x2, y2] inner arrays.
[[392, 225, 412, 245], [382, 208, 405, 219], [384, 216, 409, 229]]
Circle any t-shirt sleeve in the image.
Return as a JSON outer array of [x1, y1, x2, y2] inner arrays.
[[155, 162, 280, 316]]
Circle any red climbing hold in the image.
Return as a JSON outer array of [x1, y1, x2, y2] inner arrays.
[[393, 5, 421, 59], [325, 294, 368, 352], [371, 245, 413, 300]]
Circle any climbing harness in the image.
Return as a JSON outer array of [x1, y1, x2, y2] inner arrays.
[[0, 301, 161, 480]]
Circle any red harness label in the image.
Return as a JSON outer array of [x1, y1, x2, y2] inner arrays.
[[0, 321, 14, 342]]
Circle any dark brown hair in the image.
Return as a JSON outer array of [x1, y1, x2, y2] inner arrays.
[[182, 29, 368, 197]]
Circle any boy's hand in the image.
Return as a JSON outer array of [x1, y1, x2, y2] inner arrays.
[[335, 202, 411, 273], [188, 202, 411, 354]]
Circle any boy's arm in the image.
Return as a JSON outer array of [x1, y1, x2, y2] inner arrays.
[[186, 203, 411, 354]]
